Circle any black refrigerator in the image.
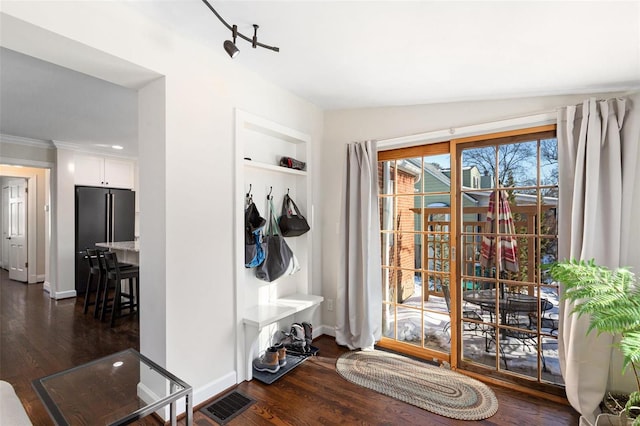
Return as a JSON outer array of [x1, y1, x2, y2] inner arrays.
[[75, 186, 135, 293]]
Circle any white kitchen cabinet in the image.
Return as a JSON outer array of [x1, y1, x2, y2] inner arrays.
[[235, 110, 321, 383], [74, 154, 135, 189]]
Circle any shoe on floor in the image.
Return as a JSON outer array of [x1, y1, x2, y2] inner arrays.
[[273, 343, 287, 367], [253, 347, 280, 373]]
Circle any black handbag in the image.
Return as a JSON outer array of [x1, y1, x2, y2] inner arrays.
[[279, 194, 310, 237], [256, 198, 295, 282]]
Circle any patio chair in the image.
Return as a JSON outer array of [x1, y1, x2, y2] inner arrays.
[[527, 299, 558, 335], [498, 298, 548, 372], [441, 284, 485, 336]]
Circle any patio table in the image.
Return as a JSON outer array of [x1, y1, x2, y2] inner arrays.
[[462, 289, 553, 371], [462, 289, 552, 324]]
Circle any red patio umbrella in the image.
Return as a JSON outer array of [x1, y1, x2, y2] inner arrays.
[[479, 190, 519, 275]]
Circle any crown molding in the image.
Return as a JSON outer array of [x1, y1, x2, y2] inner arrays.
[[0, 133, 54, 149], [0, 156, 55, 168], [51, 140, 137, 160], [51, 140, 83, 151]]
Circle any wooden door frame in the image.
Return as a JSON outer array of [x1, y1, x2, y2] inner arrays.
[[377, 141, 455, 365]]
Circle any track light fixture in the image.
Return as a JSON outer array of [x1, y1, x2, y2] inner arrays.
[[201, 0, 280, 59], [223, 25, 240, 58]]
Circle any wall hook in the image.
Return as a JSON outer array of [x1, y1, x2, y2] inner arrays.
[[245, 184, 253, 204], [287, 188, 290, 196], [267, 186, 273, 200]]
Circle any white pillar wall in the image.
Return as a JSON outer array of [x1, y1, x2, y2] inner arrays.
[[52, 147, 76, 299], [138, 77, 167, 368]]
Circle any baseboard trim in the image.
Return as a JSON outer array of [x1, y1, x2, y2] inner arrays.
[[315, 325, 335, 338], [53, 289, 77, 300], [43, 281, 51, 293], [194, 371, 238, 408], [36, 274, 45, 282], [140, 370, 237, 421]]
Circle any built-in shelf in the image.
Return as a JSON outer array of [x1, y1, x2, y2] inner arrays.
[[236, 110, 314, 382], [243, 294, 324, 330], [243, 159, 307, 176]]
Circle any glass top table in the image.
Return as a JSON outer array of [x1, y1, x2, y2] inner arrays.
[[32, 349, 192, 426]]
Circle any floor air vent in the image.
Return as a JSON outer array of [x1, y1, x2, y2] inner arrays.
[[200, 390, 255, 425]]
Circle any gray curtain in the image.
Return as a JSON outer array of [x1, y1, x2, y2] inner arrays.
[[335, 140, 382, 350], [557, 97, 636, 424]]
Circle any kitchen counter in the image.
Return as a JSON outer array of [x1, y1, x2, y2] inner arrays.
[[96, 241, 139, 264], [95, 241, 139, 252]]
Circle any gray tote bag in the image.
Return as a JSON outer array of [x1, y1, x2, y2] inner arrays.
[[256, 197, 294, 282]]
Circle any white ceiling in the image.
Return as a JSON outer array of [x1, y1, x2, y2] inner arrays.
[[1, 1, 639, 156], [137, 0, 640, 109]]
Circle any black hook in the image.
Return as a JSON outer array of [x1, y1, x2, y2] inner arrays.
[[245, 184, 253, 204], [267, 186, 273, 200], [287, 188, 290, 196]]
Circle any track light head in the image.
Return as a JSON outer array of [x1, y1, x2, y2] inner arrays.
[[224, 24, 240, 58], [224, 40, 239, 58]]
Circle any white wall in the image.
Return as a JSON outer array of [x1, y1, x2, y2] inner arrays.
[[0, 1, 323, 410]]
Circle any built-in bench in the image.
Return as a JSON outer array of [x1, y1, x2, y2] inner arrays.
[[0, 380, 32, 425]]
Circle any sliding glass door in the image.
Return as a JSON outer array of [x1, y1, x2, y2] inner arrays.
[[377, 126, 564, 396], [456, 128, 563, 394]]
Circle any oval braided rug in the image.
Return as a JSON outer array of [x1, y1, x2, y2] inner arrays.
[[336, 350, 498, 421]]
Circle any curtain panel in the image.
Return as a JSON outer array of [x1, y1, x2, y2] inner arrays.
[[335, 140, 382, 350], [557, 97, 636, 424]]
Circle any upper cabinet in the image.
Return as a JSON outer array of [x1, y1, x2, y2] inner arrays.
[[74, 154, 135, 189]]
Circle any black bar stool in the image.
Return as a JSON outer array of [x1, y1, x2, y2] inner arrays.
[[82, 248, 102, 314], [98, 251, 140, 327], [92, 250, 133, 319]]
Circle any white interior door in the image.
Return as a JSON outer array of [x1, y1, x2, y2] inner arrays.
[[8, 179, 27, 282]]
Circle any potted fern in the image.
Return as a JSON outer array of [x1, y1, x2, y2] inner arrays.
[[550, 259, 640, 426]]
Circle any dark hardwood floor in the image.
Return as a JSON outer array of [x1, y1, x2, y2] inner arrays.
[[1, 269, 580, 425]]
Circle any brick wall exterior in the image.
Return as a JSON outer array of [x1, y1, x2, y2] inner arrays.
[[379, 163, 416, 302]]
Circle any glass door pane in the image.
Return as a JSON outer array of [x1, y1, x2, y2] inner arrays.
[[458, 132, 563, 387], [379, 150, 453, 360]]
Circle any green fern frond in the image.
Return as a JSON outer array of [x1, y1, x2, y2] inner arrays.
[[550, 259, 640, 393], [621, 332, 640, 369], [589, 308, 640, 335], [626, 391, 640, 419], [577, 292, 632, 313]]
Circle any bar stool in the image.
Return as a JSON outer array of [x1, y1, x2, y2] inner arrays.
[[98, 251, 140, 327], [82, 248, 102, 314], [92, 250, 133, 319]]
